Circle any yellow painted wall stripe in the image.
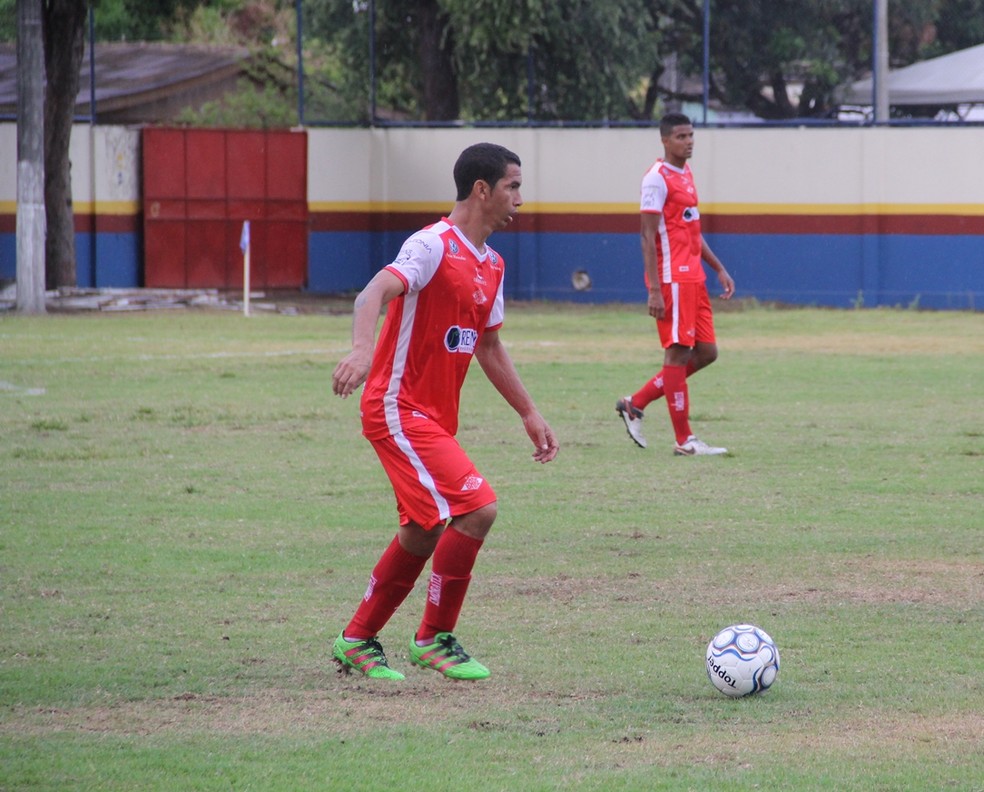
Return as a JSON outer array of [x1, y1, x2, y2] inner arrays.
[[4, 199, 983, 218], [308, 200, 984, 217]]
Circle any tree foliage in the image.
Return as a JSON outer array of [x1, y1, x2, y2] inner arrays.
[[12, 0, 984, 139], [303, 0, 661, 122], [297, 0, 982, 123]]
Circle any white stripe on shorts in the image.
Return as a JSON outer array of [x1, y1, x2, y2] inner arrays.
[[393, 430, 451, 523]]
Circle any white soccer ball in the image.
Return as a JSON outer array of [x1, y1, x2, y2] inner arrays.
[[705, 624, 780, 698]]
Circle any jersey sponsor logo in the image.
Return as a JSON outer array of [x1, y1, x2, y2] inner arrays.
[[445, 325, 479, 354], [446, 238, 467, 261], [682, 207, 700, 222], [393, 235, 433, 266]]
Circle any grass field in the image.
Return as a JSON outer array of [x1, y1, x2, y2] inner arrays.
[[1, 302, 982, 791]]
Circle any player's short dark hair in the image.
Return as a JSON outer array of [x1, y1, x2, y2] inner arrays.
[[660, 112, 693, 138], [453, 143, 521, 201]]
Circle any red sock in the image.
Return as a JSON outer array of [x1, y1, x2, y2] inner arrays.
[[632, 360, 696, 409], [631, 373, 664, 410], [417, 527, 484, 643], [345, 535, 428, 639], [661, 364, 692, 445]]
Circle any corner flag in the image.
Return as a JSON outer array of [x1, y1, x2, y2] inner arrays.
[[240, 220, 251, 317]]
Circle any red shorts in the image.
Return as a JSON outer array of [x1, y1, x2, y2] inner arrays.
[[369, 422, 496, 530], [656, 281, 717, 348]]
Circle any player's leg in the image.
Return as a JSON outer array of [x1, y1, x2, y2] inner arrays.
[[615, 284, 679, 448], [661, 342, 695, 449], [416, 501, 495, 644], [340, 522, 436, 645], [409, 501, 496, 680], [673, 285, 727, 456], [333, 521, 432, 680], [690, 341, 718, 371], [351, 424, 496, 680], [333, 428, 462, 680], [394, 436, 497, 680], [690, 285, 719, 373]]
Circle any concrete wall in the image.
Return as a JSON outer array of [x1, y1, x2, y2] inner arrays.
[[3, 123, 983, 308]]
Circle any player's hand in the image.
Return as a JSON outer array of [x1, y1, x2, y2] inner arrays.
[[523, 412, 559, 464], [332, 350, 371, 398], [647, 288, 665, 320], [718, 269, 735, 300]]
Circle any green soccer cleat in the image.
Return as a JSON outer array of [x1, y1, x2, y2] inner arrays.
[[333, 633, 405, 680], [409, 632, 491, 680]]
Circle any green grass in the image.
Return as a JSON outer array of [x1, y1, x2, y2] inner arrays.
[[1, 303, 982, 791]]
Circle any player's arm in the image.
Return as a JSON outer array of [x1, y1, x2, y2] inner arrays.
[[640, 212, 665, 319], [475, 329, 558, 464], [700, 237, 735, 300], [331, 269, 405, 398]]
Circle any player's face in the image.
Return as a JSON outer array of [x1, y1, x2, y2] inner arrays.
[[662, 124, 694, 165], [487, 163, 523, 228]]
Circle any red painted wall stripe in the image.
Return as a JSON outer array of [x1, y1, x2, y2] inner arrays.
[[309, 210, 984, 236]]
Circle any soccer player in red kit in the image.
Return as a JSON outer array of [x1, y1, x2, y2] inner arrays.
[[331, 143, 559, 680], [616, 113, 735, 456]]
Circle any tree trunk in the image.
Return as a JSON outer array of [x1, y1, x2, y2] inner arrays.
[[415, 0, 459, 121], [42, 0, 88, 290], [16, 0, 47, 314]]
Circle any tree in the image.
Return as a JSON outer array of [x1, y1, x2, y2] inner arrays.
[[16, 0, 46, 314], [303, 0, 980, 123], [304, 0, 660, 122], [42, 0, 88, 290]]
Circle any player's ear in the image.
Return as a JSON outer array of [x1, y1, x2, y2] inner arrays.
[[474, 179, 490, 199]]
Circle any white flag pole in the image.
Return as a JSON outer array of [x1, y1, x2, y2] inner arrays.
[[240, 220, 251, 317]]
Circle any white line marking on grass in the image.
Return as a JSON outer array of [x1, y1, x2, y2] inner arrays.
[[7, 348, 349, 367], [0, 380, 46, 396]]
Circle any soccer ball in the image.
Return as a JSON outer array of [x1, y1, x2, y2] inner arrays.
[[705, 624, 780, 698]]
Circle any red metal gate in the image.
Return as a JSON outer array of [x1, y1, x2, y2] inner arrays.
[[143, 128, 308, 289]]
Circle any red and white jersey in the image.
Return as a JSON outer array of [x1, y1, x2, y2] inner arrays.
[[640, 159, 705, 285], [360, 218, 506, 440]]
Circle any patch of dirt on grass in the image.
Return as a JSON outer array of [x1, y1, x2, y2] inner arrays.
[[773, 557, 984, 608], [592, 710, 984, 770], [0, 678, 599, 739], [614, 556, 984, 612]]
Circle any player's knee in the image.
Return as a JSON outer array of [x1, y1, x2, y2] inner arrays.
[[696, 344, 718, 368], [472, 501, 498, 532], [454, 501, 497, 539]]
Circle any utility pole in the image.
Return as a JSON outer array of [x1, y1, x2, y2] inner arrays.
[[873, 0, 890, 122], [16, 0, 47, 314]]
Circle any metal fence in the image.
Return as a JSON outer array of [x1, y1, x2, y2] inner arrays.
[[68, 0, 984, 128], [297, 0, 983, 127]]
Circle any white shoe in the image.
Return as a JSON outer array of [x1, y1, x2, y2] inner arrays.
[[615, 396, 647, 448], [674, 435, 727, 456]]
